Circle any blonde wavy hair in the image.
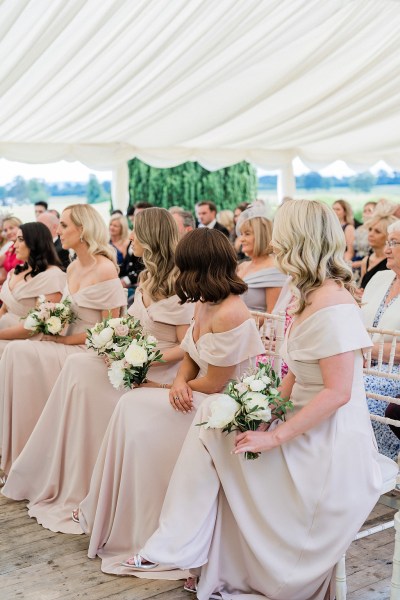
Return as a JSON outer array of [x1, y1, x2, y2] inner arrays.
[[64, 204, 117, 267], [135, 207, 179, 301], [272, 200, 357, 314]]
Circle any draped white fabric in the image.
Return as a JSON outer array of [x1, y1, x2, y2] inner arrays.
[[1, 0, 400, 173]]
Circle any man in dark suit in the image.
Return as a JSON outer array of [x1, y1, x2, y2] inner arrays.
[[37, 212, 70, 270], [195, 200, 229, 237]]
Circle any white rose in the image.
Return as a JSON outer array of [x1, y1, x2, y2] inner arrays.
[[55, 303, 65, 310], [46, 316, 63, 334], [146, 335, 157, 345], [108, 318, 123, 328], [249, 379, 266, 392], [261, 375, 271, 385], [90, 326, 114, 349], [204, 394, 239, 429], [234, 382, 248, 395], [242, 375, 255, 385], [124, 341, 148, 366], [24, 313, 39, 331], [108, 360, 125, 389], [244, 392, 272, 422]]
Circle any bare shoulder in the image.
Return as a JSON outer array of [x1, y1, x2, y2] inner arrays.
[[93, 256, 119, 282], [212, 296, 251, 334], [309, 283, 357, 313]]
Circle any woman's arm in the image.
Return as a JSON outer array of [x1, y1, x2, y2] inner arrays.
[[265, 287, 282, 313], [371, 341, 400, 364], [235, 350, 354, 454], [344, 225, 355, 262], [0, 292, 63, 340], [42, 306, 121, 345], [151, 324, 189, 365], [279, 369, 295, 400]]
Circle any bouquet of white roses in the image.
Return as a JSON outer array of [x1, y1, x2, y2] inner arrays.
[[199, 363, 293, 460], [23, 296, 77, 336], [86, 315, 163, 390], [86, 315, 142, 358]]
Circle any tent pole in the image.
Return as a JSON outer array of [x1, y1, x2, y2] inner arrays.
[[277, 161, 296, 202], [111, 163, 129, 212]]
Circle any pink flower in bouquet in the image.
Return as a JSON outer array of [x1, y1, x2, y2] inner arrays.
[[114, 323, 130, 337]]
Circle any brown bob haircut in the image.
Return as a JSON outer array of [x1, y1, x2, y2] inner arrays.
[[175, 228, 247, 303]]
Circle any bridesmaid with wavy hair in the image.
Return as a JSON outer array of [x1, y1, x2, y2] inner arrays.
[[2, 208, 194, 533], [75, 228, 264, 580], [0, 204, 127, 476], [0, 222, 65, 356]]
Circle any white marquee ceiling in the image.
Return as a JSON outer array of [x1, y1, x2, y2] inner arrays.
[[1, 0, 400, 174]]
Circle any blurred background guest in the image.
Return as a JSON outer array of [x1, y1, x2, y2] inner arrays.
[[172, 210, 195, 237], [0, 216, 24, 285], [362, 220, 400, 459], [216, 209, 234, 237], [332, 199, 355, 262], [232, 201, 250, 259], [359, 211, 397, 291], [109, 214, 130, 267], [34, 201, 48, 220], [195, 201, 229, 237], [352, 201, 377, 271], [37, 211, 70, 270]]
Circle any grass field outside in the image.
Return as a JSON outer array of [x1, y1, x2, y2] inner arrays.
[[257, 185, 400, 220], [0, 197, 111, 224]]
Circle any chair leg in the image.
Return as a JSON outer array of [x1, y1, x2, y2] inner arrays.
[[335, 553, 347, 600], [391, 511, 400, 600]]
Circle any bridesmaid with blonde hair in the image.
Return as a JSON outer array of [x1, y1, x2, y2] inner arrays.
[[0, 204, 127, 476], [124, 200, 396, 600], [0, 222, 66, 356], [2, 208, 194, 533]]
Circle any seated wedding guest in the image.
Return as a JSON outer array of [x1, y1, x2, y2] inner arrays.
[[359, 212, 397, 290], [109, 214, 130, 266], [172, 210, 195, 237], [0, 216, 24, 284], [75, 228, 264, 578], [333, 199, 355, 261], [123, 199, 396, 600], [2, 208, 194, 533], [37, 211, 70, 270], [0, 222, 65, 356], [232, 201, 250, 259], [34, 201, 48, 220], [0, 204, 127, 476], [362, 220, 400, 460], [236, 205, 288, 312], [195, 201, 229, 237], [217, 209, 234, 236], [352, 201, 377, 269]]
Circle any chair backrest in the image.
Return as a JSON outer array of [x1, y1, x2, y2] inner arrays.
[[249, 310, 286, 378], [363, 325, 400, 427], [120, 288, 129, 316]]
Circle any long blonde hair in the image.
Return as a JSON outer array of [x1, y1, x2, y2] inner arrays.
[[272, 200, 357, 314], [65, 204, 117, 267], [135, 207, 179, 300]]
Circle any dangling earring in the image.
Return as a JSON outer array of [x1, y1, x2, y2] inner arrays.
[[80, 234, 84, 243]]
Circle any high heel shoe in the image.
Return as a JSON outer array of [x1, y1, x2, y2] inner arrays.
[[122, 554, 159, 570]]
